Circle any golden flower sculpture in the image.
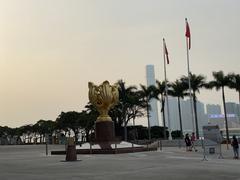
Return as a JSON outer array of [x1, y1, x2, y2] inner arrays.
[[88, 81, 119, 122]]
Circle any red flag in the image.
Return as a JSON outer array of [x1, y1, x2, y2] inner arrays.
[[185, 18, 191, 49], [163, 39, 169, 64]]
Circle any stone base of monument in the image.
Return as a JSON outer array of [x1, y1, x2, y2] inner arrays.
[[51, 121, 157, 155], [95, 121, 115, 142], [51, 141, 157, 155], [94, 121, 118, 150]]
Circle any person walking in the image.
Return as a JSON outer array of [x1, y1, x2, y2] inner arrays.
[[185, 133, 192, 151], [191, 132, 198, 152], [231, 135, 239, 159]]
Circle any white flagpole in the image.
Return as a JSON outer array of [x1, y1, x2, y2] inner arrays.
[[163, 38, 172, 140], [185, 18, 196, 136]]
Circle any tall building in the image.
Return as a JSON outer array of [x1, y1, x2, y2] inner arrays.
[[179, 99, 207, 135], [206, 104, 221, 115], [164, 97, 179, 130], [180, 99, 194, 132], [226, 102, 240, 115], [226, 102, 240, 123], [146, 65, 159, 126], [162, 96, 208, 135], [196, 101, 208, 133], [208, 114, 240, 129]]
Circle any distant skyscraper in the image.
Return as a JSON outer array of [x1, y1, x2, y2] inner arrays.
[[206, 104, 221, 115], [180, 99, 193, 132], [146, 65, 159, 126], [161, 96, 208, 135], [226, 102, 240, 122], [164, 97, 179, 130], [196, 101, 208, 133]]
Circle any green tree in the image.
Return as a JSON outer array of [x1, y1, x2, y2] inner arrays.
[[207, 71, 231, 142], [171, 130, 182, 139], [156, 80, 168, 139], [150, 126, 169, 139], [34, 120, 56, 143], [56, 111, 81, 143], [181, 73, 206, 139], [228, 73, 240, 104], [108, 80, 146, 141], [168, 79, 188, 137], [20, 124, 34, 143], [139, 84, 159, 140], [79, 109, 96, 142], [117, 80, 138, 141]]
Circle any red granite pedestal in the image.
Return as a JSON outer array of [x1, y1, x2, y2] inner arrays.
[[95, 121, 116, 149]]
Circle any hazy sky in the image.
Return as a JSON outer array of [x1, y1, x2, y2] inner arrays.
[[0, 0, 239, 127]]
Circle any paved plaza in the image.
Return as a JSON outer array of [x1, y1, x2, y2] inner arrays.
[[0, 144, 240, 180]]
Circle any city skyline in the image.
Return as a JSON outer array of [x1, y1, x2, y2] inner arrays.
[[161, 98, 239, 134], [1, 0, 240, 127]]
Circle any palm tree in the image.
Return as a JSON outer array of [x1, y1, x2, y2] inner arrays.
[[168, 79, 188, 137], [117, 80, 138, 141], [181, 73, 206, 139], [156, 80, 167, 139], [228, 73, 240, 104], [139, 84, 158, 140], [207, 71, 231, 142]]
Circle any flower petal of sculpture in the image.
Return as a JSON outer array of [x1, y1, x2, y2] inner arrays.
[[88, 81, 119, 122]]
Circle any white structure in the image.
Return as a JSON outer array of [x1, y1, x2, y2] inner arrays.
[[146, 65, 159, 126]]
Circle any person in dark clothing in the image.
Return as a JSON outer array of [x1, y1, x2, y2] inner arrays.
[[191, 132, 198, 152], [185, 133, 192, 151], [231, 135, 239, 159]]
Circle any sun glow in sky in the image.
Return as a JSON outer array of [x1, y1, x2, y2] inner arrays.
[[0, 0, 239, 127]]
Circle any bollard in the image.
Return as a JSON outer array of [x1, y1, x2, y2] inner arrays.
[[45, 133, 49, 156], [45, 142, 48, 156], [218, 143, 224, 159], [201, 138, 208, 161], [65, 137, 77, 161]]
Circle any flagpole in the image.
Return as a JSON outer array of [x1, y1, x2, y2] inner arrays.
[[185, 18, 196, 136], [163, 38, 172, 140]]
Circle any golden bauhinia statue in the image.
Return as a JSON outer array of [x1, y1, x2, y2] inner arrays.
[[88, 81, 119, 122]]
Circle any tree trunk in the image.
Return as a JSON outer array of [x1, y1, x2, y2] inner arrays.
[[40, 135, 42, 144], [177, 97, 183, 138], [161, 95, 167, 139], [238, 90, 240, 105], [193, 93, 199, 139], [123, 107, 128, 142], [85, 130, 90, 142], [124, 119, 127, 142], [133, 117, 137, 141], [147, 100, 151, 141], [74, 130, 78, 144], [222, 87, 229, 142], [238, 91, 240, 120]]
